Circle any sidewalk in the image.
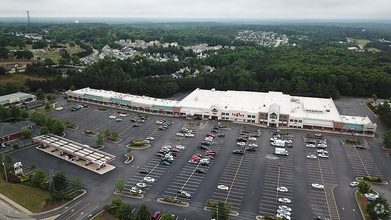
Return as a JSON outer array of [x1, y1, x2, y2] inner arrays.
[[0, 193, 34, 219]]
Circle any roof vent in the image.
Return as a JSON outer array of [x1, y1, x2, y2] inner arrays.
[[195, 97, 199, 101], [211, 88, 215, 92]]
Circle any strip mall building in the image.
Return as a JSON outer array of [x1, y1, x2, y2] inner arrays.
[[67, 87, 377, 135]]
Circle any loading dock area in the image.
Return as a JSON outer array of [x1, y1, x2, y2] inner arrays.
[[32, 134, 116, 174]]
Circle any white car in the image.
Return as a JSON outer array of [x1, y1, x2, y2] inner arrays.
[[205, 137, 213, 141], [317, 149, 328, 154], [248, 143, 258, 148], [217, 185, 229, 190], [317, 143, 327, 148], [176, 145, 185, 149], [278, 198, 292, 204], [318, 154, 329, 158], [176, 133, 184, 137], [146, 137, 155, 141], [364, 193, 379, 201], [130, 187, 143, 194], [311, 183, 324, 189], [136, 182, 147, 188], [277, 186, 288, 192], [306, 144, 315, 148], [277, 208, 291, 216], [156, 120, 163, 124], [142, 140, 150, 144], [237, 142, 246, 146], [109, 115, 116, 119], [276, 213, 291, 220], [278, 205, 292, 212], [55, 107, 63, 111], [143, 177, 155, 182], [249, 137, 257, 141], [350, 181, 359, 187], [162, 145, 172, 149], [307, 155, 317, 159], [119, 113, 127, 117], [185, 133, 194, 137]]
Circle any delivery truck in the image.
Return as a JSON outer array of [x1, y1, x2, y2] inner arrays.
[[275, 147, 289, 156]]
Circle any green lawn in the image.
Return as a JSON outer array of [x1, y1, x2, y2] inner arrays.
[[368, 47, 381, 52], [355, 39, 372, 46], [5, 44, 33, 50], [0, 73, 45, 86], [0, 172, 50, 213], [41, 53, 62, 62], [355, 191, 371, 220]]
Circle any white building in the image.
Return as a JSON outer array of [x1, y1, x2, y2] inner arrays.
[[67, 88, 377, 135]]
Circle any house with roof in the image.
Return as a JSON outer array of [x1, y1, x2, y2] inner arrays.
[[0, 121, 34, 143]]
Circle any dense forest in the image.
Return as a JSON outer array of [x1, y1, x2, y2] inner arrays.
[[1, 22, 391, 99]]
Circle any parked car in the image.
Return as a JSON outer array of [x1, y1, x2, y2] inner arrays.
[[245, 147, 256, 152], [217, 185, 229, 190], [109, 115, 116, 119], [278, 198, 292, 204], [143, 177, 155, 182], [185, 133, 194, 137], [233, 150, 244, 155], [198, 145, 209, 150], [176, 133, 184, 137], [151, 211, 161, 220], [350, 181, 359, 187], [307, 155, 317, 159], [136, 182, 147, 188], [217, 133, 226, 137], [132, 124, 140, 127], [277, 186, 288, 192], [115, 118, 123, 122], [139, 169, 150, 174], [177, 190, 192, 198], [195, 168, 206, 174], [311, 183, 324, 189]]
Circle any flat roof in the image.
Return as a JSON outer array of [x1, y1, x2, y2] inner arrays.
[[69, 87, 179, 108], [0, 92, 33, 104], [178, 88, 342, 122], [32, 134, 116, 165], [340, 115, 376, 126]]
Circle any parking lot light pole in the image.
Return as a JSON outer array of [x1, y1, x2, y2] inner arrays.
[[371, 154, 379, 177], [2, 155, 8, 182]]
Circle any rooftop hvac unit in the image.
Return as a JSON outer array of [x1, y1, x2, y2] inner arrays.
[[195, 97, 199, 101]]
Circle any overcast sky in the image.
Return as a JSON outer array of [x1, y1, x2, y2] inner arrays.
[[1, 0, 390, 19]]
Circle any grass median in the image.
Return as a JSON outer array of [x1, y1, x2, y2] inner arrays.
[[0, 171, 50, 213]]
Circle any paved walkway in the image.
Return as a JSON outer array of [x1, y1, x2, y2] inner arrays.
[[0, 193, 34, 220]]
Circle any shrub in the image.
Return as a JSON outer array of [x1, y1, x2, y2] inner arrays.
[[173, 199, 178, 203], [132, 141, 144, 146], [376, 177, 383, 182], [264, 215, 276, 220], [85, 130, 92, 134], [83, 104, 88, 108], [98, 107, 106, 110]]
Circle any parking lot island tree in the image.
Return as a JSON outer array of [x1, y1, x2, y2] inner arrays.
[[115, 203, 132, 220], [103, 129, 110, 139], [51, 171, 68, 192], [160, 212, 175, 220], [383, 130, 391, 148], [21, 128, 32, 139], [35, 88, 45, 100], [103, 197, 124, 215], [29, 112, 47, 126], [126, 147, 133, 161], [206, 199, 232, 220], [111, 131, 119, 141], [50, 119, 65, 135], [134, 203, 151, 220], [358, 181, 372, 194], [39, 126, 50, 135], [31, 168, 47, 187], [366, 197, 390, 220], [96, 134, 104, 147], [71, 177, 81, 192], [115, 178, 125, 193]]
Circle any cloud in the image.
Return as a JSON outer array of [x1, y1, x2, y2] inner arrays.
[[1, 0, 390, 19]]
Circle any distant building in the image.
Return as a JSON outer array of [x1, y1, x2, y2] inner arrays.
[[0, 121, 34, 143], [0, 92, 36, 107]]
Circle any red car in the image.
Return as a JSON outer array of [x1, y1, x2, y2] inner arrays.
[[205, 150, 217, 155], [251, 133, 260, 137], [192, 155, 201, 161], [170, 148, 180, 153], [151, 211, 161, 220], [204, 155, 214, 160], [206, 134, 216, 138]]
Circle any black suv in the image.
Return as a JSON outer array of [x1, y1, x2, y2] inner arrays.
[[139, 169, 150, 174], [245, 147, 256, 152], [198, 145, 209, 150], [201, 141, 212, 146], [237, 137, 248, 142], [233, 150, 244, 155], [195, 168, 206, 174]]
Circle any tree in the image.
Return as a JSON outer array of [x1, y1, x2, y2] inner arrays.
[[366, 197, 390, 220], [134, 204, 151, 220], [0, 105, 10, 121], [111, 131, 119, 140], [51, 119, 64, 135], [383, 130, 391, 148], [46, 94, 55, 102], [70, 85, 76, 91], [96, 134, 104, 147], [358, 181, 371, 194], [36, 88, 45, 100], [126, 147, 132, 160], [52, 171, 68, 192], [161, 213, 175, 220], [372, 94, 378, 103], [21, 129, 32, 139], [103, 129, 110, 138], [31, 168, 47, 187], [71, 177, 82, 192], [44, 58, 54, 67], [39, 126, 50, 135], [0, 66, 6, 75], [9, 106, 21, 119], [206, 199, 231, 220], [116, 203, 132, 220], [58, 58, 68, 65], [110, 197, 124, 214], [115, 178, 125, 193], [30, 112, 47, 125]]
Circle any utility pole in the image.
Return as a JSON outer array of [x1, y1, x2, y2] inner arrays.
[[49, 170, 54, 192], [2, 155, 8, 182]]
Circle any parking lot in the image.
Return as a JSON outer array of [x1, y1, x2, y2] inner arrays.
[[8, 101, 391, 220]]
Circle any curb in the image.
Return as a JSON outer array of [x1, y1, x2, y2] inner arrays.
[[354, 190, 367, 220], [355, 177, 388, 185], [90, 210, 104, 220], [124, 154, 134, 164], [113, 191, 143, 199], [30, 189, 87, 216], [0, 193, 33, 215], [126, 144, 151, 150], [203, 206, 239, 216], [156, 198, 189, 207], [81, 131, 98, 137]]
